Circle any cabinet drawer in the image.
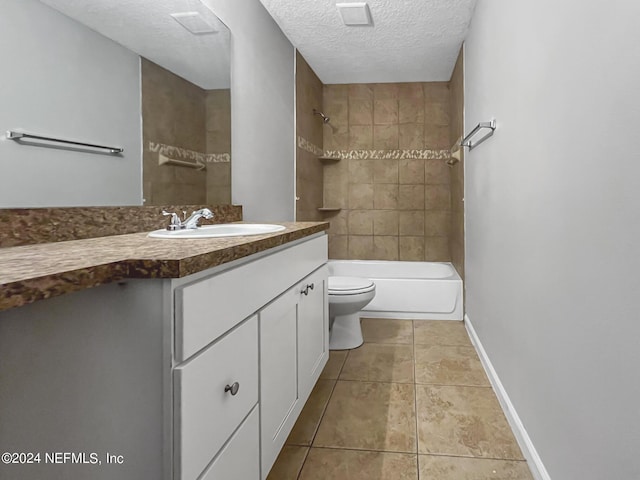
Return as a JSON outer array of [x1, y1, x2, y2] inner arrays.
[[174, 316, 258, 480], [175, 235, 327, 361], [200, 407, 259, 480]]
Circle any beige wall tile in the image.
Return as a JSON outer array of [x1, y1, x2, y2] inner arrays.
[[374, 184, 399, 210], [374, 98, 399, 125], [349, 159, 373, 184], [349, 184, 374, 209], [425, 236, 450, 261], [373, 159, 399, 184], [399, 83, 425, 124], [328, 234, 349, 259], [399, 159, 425, 184], [349, 125, 373, 149], [373, 210, 399, 235], [399, 236, 425, 261], [324, 161, 349, 207], [425, 211, 451, 237], [423, 82, 449, 104], [425, 159, 450, 184], [349, 99, 373, 125], [425, 185, 451, 211], [348, 210, 374, 235], [327, 210, 348, 234], [373, 83, 399, 100], [374, 236, 399, 260], [348, 235, 374, 259], [399, 210, 425, 236], [399, 185, 425, 210], [374, 125, 399, 150], [324, 124, 349, 150], [399, 123, 425, 149], [349, 83, 374, 100], [425, 102, 450, 126], [424, 124, 450, 148]]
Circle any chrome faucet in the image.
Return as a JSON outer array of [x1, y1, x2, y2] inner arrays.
[[162, 208, 214, 231], [182, 208, 214, 229]]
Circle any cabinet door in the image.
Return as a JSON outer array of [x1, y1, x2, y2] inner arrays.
[[297, 266, 329, 401], [200, 407, 260, 480], [260, 288, 299, 478]]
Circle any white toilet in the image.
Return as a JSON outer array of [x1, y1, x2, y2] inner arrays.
[[328, 276, 376, 350]]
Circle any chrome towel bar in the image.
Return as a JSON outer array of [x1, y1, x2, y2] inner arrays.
[[6, 130, 123, 154], [461, 119, 496, 151]]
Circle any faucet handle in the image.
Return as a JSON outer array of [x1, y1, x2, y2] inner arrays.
[[162, 210, 183, 231]]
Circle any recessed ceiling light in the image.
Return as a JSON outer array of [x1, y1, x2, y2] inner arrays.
[[336, 2, 373, 26], [170, 12, 218, 35]]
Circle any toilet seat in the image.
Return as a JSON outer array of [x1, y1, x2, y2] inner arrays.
[[328, 276, 375, 295]]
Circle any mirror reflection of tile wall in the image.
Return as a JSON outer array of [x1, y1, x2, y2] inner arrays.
[[322, 82, 452, 262], [142, 59, 231, 206]]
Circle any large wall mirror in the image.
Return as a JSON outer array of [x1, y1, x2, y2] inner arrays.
[[1, 0, 230, 207]]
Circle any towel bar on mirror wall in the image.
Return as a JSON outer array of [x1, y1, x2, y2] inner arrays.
[[6, 130, 124, 154], [461, 119, 496, 151]]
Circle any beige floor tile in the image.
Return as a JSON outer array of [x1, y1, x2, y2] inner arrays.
[[314, 381, 416, 452], [419, 455, 534, 480], [299, 448, 418, 480], [287, 379, 335, 446], [340, 343, 414, 383], [414, 345, 489, 386], [413, 320, 471, 346], [362, 318, 414, 344], [266, 445, 309, 480], [320, 351, 348, 380], [416, 385, 523, 460]]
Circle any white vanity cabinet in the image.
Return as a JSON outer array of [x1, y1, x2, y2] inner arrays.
[[260, 267, 328, 477], [0, 232, 327, 480], [172, 234, 328, 480]]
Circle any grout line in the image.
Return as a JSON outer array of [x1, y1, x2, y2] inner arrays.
[[309, 444, 417, 455], [295, 446, 311, 480], [413, 320, 420, 479]]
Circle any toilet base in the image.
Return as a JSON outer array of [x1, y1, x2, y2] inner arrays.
[[329, 313, 363, 350]]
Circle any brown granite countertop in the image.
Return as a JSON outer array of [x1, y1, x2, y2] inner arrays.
[[0, 222, 329, 311]]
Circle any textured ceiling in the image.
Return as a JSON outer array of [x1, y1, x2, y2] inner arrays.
[[260, 0, 477, 84], [39, 0, 230, 89]]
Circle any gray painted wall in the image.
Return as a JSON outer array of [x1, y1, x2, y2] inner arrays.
[[0, 0, 142, 207], [464, 1, 640, 479], [202, 0, 296, 221]]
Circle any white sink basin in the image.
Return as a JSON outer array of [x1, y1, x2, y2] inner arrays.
[[148, 224, 286, 239]]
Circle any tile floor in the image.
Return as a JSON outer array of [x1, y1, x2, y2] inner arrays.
[[267, 319, 534, 480]]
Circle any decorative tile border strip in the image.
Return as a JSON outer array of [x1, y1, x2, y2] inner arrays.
[[297, 136, 324, 156], [324, 149, 451, 160], [149, 141, 230, 163]]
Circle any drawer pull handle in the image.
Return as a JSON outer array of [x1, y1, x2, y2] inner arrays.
[[301, 283, 315, 296], [224, 382, 240, 396]]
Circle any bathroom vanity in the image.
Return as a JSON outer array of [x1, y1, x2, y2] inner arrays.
[[0, 221, 329, 480]]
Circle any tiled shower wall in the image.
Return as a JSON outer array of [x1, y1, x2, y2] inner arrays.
[[449, 48, 465, 279], [141, 58, 231, 206], [322, 83, 452, 261], [295, 52, 324, 222]]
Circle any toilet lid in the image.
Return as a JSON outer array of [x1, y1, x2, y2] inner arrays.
[[328, 276, 375, 295]]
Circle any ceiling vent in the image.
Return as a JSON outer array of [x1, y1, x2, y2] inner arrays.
[[170, 12, 218, 35], [336, 2, 373, 26]]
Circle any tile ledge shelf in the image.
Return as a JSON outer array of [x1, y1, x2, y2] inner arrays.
[[317, 207, 342, 213]]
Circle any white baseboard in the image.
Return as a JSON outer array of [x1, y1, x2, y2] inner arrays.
[[464, 314, 551, 480]]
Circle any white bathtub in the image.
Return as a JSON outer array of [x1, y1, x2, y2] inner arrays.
[[328, 260, 463, 320]]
